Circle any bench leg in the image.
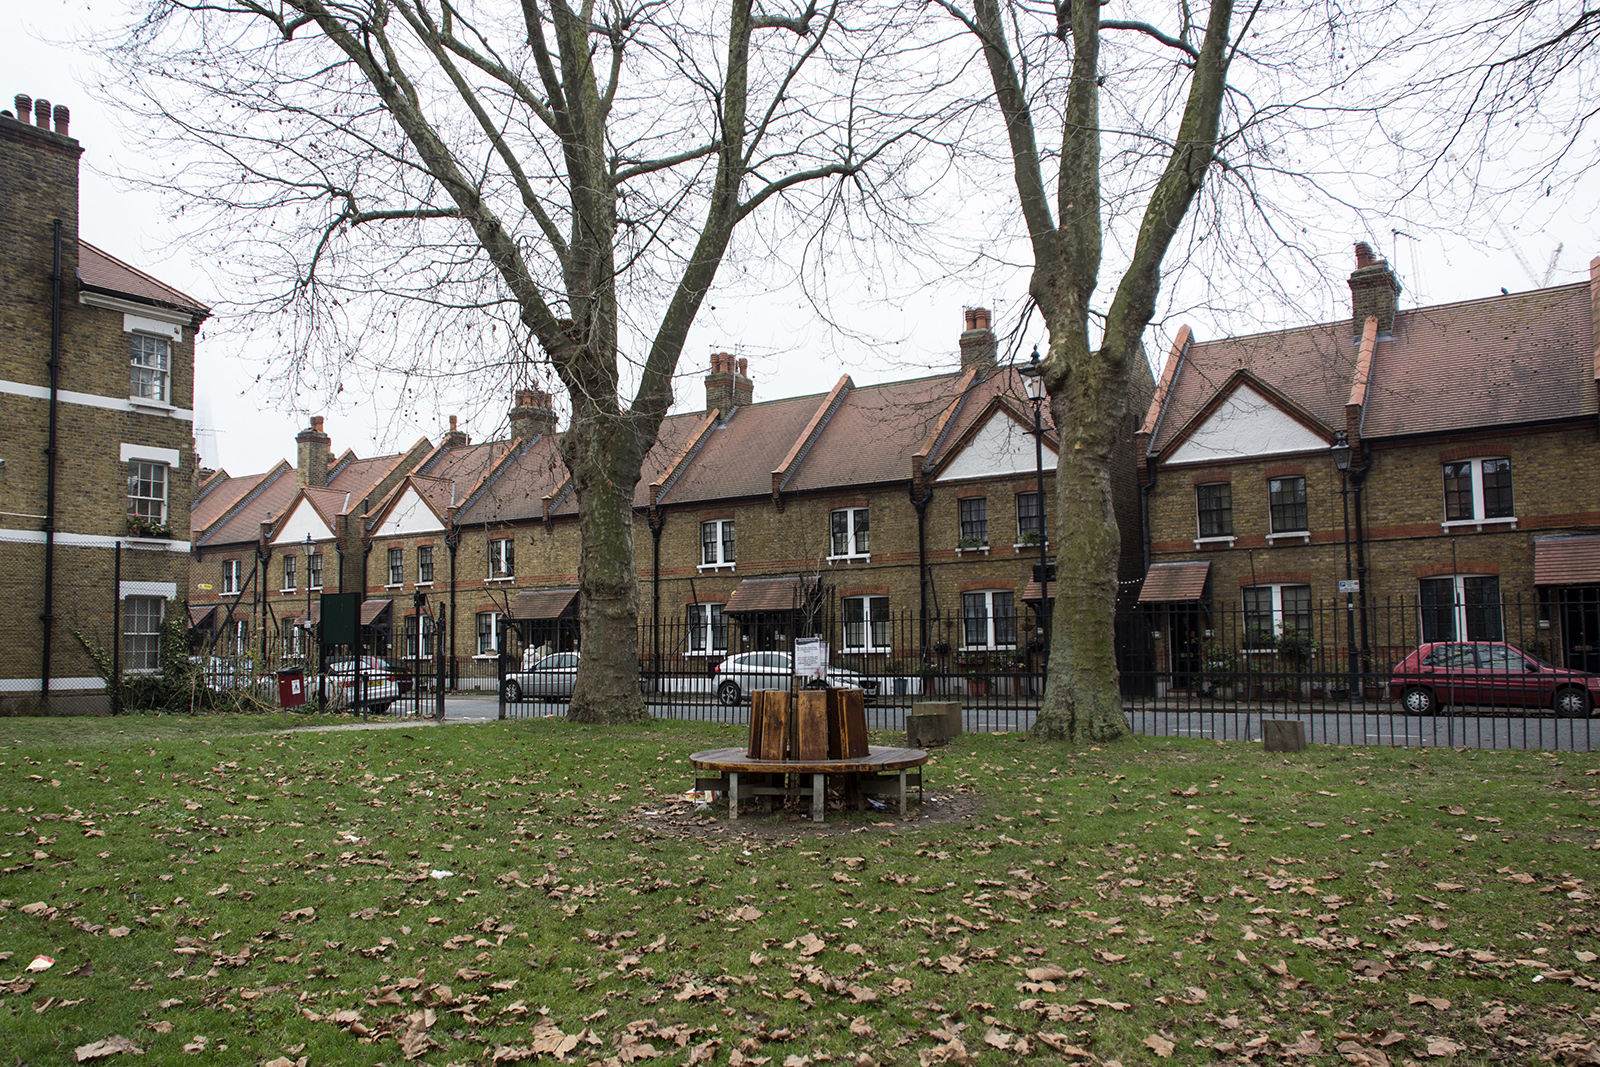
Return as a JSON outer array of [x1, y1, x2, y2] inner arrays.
[[728, 771, 740, 822], [811, 773, 824, 821], [898, 769, 907, 815]]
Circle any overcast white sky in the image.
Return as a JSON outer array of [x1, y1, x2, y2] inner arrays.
[[7, 2, 1597, 477]]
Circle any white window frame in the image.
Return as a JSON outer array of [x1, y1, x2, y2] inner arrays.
[[308, 551, 324, 591], [829, 507, 870, 562], [686, 603, 728, 655], [224, 617, 249, 656], [475, 612, 504, 658], [699, 519, 736, 571], [222, 559, 242, 596], [386, 546, 405, 588], [1241, 583, 1312, 651], [129, 333, 171, 404], [126, 459, 168, 526], [1014, 492, 1046, 547], [488, 537, 515, 581], [961, 590, 1016, 650], [281, 554, 297, 593], [1419, 574, 1503, 643], [122, 595, 165, 673], [1441, 457, 1516, 530], [405, 613, 437, 659], [417, 545, 434, 585], [843, 595, 891, 653]]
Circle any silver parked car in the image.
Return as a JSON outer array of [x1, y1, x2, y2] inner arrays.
[[712, 651, 878, 706], [503, 651, 581, 701]]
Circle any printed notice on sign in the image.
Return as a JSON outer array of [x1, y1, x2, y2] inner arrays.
[[794, 636, 829, 682]]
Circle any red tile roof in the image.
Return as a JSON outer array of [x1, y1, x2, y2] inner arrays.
[[724, 577, 813, 614], [1137, 561, 1211, 602], [1534, 535, 1600, 586], [509, 588, 579, 620], [78, 241, 209, 318]]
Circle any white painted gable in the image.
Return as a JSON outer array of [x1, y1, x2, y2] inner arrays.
[[1166, 382, 1327, 465], [372, 485, 445, 538], [936, 409, 1058, 483], [270, 498, 336, 545]]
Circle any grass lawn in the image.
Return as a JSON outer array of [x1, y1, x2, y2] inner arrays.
[[0, 715, 1596, 1065]]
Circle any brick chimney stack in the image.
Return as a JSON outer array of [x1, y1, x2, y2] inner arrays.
[[295, 416, 331, 488], [959, 307, 996, 372], [509, 387, 558, 440], [705, 352, 754, 413], [1349, 241, 1402, 335], [442, 415, 469, 448]]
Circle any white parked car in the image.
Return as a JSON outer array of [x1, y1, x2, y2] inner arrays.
[[711, 651, 878, 707]]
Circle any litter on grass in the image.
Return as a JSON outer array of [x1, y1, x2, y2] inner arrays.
[[26, 955, 54, 972], [429, 869, 454, 880]]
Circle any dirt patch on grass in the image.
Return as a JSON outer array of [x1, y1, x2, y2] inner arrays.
[[622, 788, 981, 840]]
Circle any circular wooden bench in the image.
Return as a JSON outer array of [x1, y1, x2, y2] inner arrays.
[[689, 746, 930, 822]]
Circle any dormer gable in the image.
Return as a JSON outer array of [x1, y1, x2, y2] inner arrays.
[[370, 481, 450, 538], [269, 494, 338, 546], [931, 396, 1057, 483], [1162, 372, 1331, 466]]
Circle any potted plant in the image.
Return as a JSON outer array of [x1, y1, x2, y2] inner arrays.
[[1200, 635, 1239, 698], [956, 535, 987, 551], [125, 515, 174, 539], [1018, 529, 1044, 547], [1274, 626, 1319, 699]]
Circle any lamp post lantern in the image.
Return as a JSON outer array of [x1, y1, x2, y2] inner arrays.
[[1018, 346, 1051, 666]]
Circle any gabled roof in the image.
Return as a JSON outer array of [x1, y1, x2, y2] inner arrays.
[[1144, 275, 1599, 458], [197, 463, 297, 547], [192, 466, 280, 538], [456, 435, 569, 526], [78, 241, 210, 320]]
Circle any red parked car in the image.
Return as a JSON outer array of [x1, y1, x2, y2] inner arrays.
[[1388, 641, 1598, 718]]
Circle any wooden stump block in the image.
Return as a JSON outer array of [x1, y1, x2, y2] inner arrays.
[[1262, 718, 1307, 752], [914, 701, 962, 739], [749, 690, 789, 760], [828, 687, 869, 759], [795, 689, 830, 760], [907, 711, 955, 748]]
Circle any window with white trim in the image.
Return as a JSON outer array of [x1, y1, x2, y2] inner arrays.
[[843, 595, 890, 652], [476, 612, 504, 656], [130, 334, 170, 403], [281, 554, 297, 593], [418, 545, 434, 584], [830, 508, 869, 558], [1242, 583, 1311, 648], [1196, 483, 1233, 538], [387, 547, 404, 586], [308, 552, 324, 590], [1443, 458, 1513, 522], [122, 596, 165, 673], [488, 537, 515, 580], [1419, 575, 1503, 642], [958, 498, 987, 545], [405, 613, 437, 659], [1016, 492, 1044, 543], [687, 603, 728, 654], [1268, 476, 1307, 533], [224, 617, 248, 655], [222, 559, 242, 596], [962, 590, 1016, 649], [700, 520, 735, 567], [127, 460, 167, 525]]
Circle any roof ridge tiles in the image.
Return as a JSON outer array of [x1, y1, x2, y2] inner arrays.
[[772, 375, 853, 500], [197, 461, 292, 546]]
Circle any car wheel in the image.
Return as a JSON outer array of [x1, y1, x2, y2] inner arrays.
[[502, 680, 523, 702], [1553, 686, 1593, 718], [1399, 685, 1436, 716], [371, 702, 391, 715], [717, 680, 741, 706]]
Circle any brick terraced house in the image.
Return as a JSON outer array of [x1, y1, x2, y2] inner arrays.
[[1, 94, 209, 710], [1134, 243, 1600, 691]]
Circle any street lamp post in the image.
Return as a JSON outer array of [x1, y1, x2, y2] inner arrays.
[[1018, 346, 1051, 669], [302, 533, 314, 661], [1330, 432, 1360, 706]]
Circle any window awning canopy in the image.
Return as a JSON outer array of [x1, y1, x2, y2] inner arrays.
[[1021, 578, 1056, 603], [188, 604, 218, 630], [723, 577, 814, 615], [1534, 536, 1600, 586], [1137, 561, 1211, 603], [508, 588, 579, 621], [360, 598, 393, 626]]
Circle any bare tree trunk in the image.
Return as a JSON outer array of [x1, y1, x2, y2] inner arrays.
[[565, 409, 648, 724]]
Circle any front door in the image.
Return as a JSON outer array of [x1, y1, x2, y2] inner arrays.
[[1169, 605, 1204, 691], [1560, 589, 1600, 674]]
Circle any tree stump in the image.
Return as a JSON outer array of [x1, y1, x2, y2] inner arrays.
[[913, 701, 962, 740], [1262, 718, 1307, 753], [907, 711, 956, 748]]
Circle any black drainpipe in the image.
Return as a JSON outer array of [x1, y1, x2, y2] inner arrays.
[[446, 524, 459, 690], [909, 480, 933, 661], [40, 220, 64, 702], [1352, 459, 1372, 675]]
